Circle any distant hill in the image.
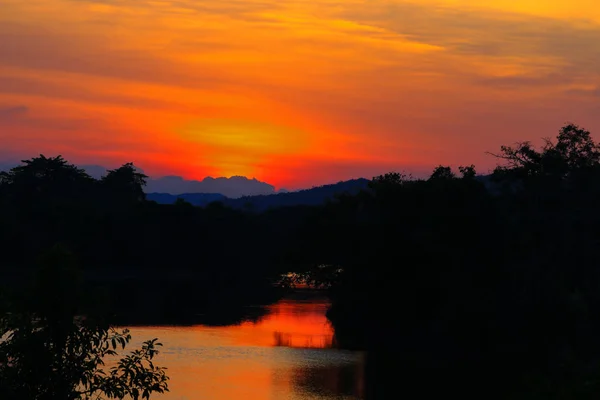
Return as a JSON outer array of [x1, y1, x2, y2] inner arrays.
[[145, 175, 275, 198], [146, 192, 227, 205], [147, 178, 371, 211], [79, 166, 276, 198], [1, 162, 277, 198]]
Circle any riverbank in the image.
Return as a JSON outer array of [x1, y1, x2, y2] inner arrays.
[[123, 295, 365, 399]]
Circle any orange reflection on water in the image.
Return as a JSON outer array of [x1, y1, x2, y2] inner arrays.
[[126, 296, 364, 400], [236, 298, 336, 349]]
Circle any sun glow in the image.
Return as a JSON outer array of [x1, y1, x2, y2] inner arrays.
[[1, 0, 599, 187]]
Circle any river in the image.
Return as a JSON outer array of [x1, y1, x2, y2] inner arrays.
[[125, 294, 366, 400]]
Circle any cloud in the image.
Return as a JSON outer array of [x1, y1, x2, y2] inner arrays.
[[1, 0, 599, 188], [565, 87, 600, 98], [0, 20, 236, 91], [68, 0, 283, 17], [0, 105, 28, 120], [0, 106, 99, 132], [0, 73, 223, 114], [336, 2, 600, 80]]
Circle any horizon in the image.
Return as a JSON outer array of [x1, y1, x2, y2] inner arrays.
[[1, 0, 599, 188], [0, 154, 502, 196], [2, 0, 600, 395], [0, 157, 375, 196], [0, 155, 436, 191]]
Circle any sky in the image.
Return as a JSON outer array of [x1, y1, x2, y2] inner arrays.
[[1, 0, 599, 189]]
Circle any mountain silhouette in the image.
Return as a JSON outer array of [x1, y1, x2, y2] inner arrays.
[[1, 163, 276, 198], [1, 160, 373, 202], [81, 166, 275, 198], [147, 178, 371, 211], [147, 192, 227, 205], [145, 175, 275, 198]]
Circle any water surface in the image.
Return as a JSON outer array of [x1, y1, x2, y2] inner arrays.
[[127, 297, 365, 400]]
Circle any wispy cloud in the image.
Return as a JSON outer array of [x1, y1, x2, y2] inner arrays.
[[0, 0, 599, 187], [0, 105, 29, 120]]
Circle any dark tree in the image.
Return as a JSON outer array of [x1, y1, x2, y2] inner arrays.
[[0, 246, 169, 399], [428, 165, 455, 180], [458, 164, 476, 179], [491, 123, 600, 181], [296, 124, 600, 398], [101, 163, 148, 204], [0, 155, 94, 205]]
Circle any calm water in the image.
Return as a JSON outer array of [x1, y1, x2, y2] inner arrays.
[[126, 296, 365, 400]]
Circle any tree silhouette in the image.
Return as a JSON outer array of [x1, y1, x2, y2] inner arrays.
[[0, 155, 94, 206], [3, 124, 600, 397], [101, 163, 148, 204], [491, 124, 600, 181], [294, 123, 600, 398], [458, 164, 476, 179], [429, 165, 455, 180], [0, 246, 169, 399]]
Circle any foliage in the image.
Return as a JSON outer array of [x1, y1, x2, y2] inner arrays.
[[0, 155, 94, 209], [4, 124, 600, 397], [428, 165, 455, 180], [0, 155, 93, 189], [101, 162, 148, 203], [491, 123, 600, 181], [0, 246, 169, 399], [295, 124, 600, 398]]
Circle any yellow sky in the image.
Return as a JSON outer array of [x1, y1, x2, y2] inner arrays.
[[0, 0, 598, 187]]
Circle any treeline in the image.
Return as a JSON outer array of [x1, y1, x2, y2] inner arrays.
[[0, 156, 305, 271], [0, 156, 300, 320], [147, 178, 370, 211], [291, 124, 600, 398], [3, 124, 600, 397]]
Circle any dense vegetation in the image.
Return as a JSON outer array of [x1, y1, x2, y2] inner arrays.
[[0, 246, 169, 399], [294, 124, 600, 398], [146, 178, 370, 210], [2, 123, 600, 397], [0, 158, 292, 321]]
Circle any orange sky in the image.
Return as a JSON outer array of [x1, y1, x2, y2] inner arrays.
[[1, 0, 599, 188]]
